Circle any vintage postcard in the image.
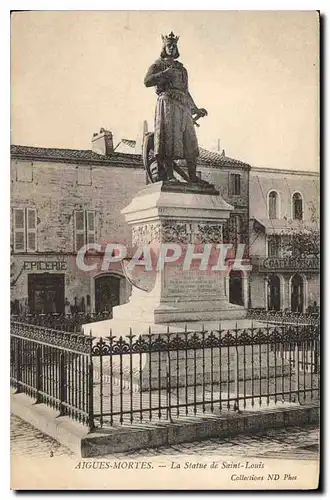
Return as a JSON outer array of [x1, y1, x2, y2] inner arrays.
[[10, 10, 320, 490]]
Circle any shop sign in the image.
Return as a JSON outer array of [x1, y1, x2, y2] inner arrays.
[[23, 261, 67, 271], [262, 257, 319, 271]]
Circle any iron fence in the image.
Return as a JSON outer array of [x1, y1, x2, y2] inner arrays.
[[10, 321, 320, 431], [10, 322, 95, 430], [10, 312, 112, 333], [91, 324, 320, 427], [247, 309, 320, 326]]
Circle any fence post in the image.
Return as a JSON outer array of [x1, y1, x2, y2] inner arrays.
[[59, 352, 67, 416], [166, 328, 173, 422], [294, 343, 301, 404], [234, 325, 240, 412], [88, 356, 95, 432], [314, 336, 319, 375], [87, 330, 95, 432], [35, 345, 42, 404], [166, 365, 173, 422], [15, 337, 22, 394]]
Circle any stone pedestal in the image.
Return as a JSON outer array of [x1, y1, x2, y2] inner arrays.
[[84, 181, 251, 392], [111, 181, 246, 325]]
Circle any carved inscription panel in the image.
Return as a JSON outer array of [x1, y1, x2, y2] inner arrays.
[[163, 263, 222, 299]]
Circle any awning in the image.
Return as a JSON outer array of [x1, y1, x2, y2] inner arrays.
[[252, 218, 317, 235]]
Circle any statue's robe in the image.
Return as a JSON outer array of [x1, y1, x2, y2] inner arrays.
[[144, 58, 199, 161]]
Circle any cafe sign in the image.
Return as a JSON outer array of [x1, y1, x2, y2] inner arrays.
[[261, 257, 319, 272], [23, 260, 67, 271]]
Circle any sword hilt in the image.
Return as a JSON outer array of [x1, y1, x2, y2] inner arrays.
[[192, 111, 206, 127]]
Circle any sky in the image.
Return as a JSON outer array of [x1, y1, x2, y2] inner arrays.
[[11, 10, 319, 171]]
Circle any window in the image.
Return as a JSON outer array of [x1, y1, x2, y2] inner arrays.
[[267, 236, 281, 257], [27, 208, 37, 251], [292, 193, 303, 220], [229, 174, 241, 195], [16, 162, 33, 182], [268, 191, 278, 219], [13, 209, 25, 252], [74, 210, 95, 251], [13, 208, 37, 252], [87, 211, 95, 243], [77, 166, 92, 186]]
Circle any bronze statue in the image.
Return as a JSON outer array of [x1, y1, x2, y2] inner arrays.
[[143, 32, 208, 184]]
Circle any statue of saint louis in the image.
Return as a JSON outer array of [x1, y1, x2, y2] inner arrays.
[[144, 32, 208, 183]]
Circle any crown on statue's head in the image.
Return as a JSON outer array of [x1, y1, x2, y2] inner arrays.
[[161, 31, 180, 45]]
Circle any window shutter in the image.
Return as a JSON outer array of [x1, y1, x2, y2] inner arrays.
[[26, 208, 37, 251], [269, 192, 277, 219], [77, 167, 92, 186], [229, 174, 241, 195], [87, 211, 95, 244], [13, 208, 26, 252], [229, 174, 234, 195], [293, 195, 303, 220], [16, 163, 33, 182], [235, 175, 241, 195], [74, 210, 85, 251]]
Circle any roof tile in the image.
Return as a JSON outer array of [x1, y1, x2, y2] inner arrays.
[[11, 144, 249, 169]]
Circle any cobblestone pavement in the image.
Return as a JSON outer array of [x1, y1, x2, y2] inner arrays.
[[11, 414, 319, 461], [11, 415, 74, 458]]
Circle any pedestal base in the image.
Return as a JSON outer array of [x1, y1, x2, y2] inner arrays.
[[110, 293, 247, 324]]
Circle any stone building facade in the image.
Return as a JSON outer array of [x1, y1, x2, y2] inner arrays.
[[199, 149, 251, 309], [249, 167, 320, 312], [10, 129, 251, 315]]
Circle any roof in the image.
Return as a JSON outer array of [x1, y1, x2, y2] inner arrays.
[[11, 143, 250, 169], [252, 217, 318, 235], [11, 145, 142, 167], [198, 147, 249, 168], [118, 139, 250, 168], [251, 166, 319, 178]]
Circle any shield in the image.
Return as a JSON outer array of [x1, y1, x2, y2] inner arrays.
[[142, 114, 206, 184], [142, 132, 191, 183], [142, 132, 157, 184], [121, 258, 157, 293]]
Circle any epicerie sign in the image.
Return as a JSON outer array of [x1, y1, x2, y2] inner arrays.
[[23, 261, 67, 271]]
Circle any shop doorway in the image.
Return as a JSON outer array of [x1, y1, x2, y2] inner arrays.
[[267, 275, 281, 311], [28, 274, 65, 313], [95, 275, 120, 313], [291, 274, 304, 313], [229, 271, 244, 306]]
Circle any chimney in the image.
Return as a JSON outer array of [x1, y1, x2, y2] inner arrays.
[[217, 139, 221, 152], [221, 149, 226, 157], [92, 128, 114, 156]]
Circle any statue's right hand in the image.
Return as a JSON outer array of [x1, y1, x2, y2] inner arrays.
[[162, 67, 175, 79]]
